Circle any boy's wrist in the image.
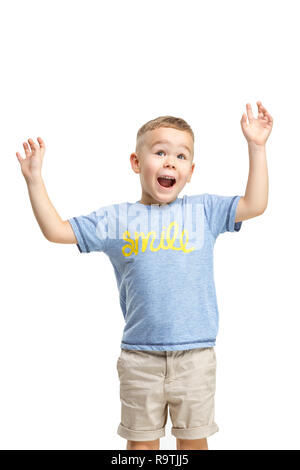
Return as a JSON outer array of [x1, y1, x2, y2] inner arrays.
[[247, 141, 266, 151], [26, 173, 43, 187]]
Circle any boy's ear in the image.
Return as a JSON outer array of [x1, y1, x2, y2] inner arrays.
[[130, 152, 141, 174], [187, 162, 195, 183]]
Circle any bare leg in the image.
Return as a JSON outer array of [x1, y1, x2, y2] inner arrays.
[[176, 438, 208, 450], [127, 439, 160, 450]]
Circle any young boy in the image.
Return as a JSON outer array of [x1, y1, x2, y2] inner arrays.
[[16, 101, 272, 450]]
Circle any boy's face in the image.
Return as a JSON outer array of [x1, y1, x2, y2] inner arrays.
[[130, 127, 195, 206]]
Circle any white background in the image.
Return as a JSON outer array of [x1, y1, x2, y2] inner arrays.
[[1, 0, 299, 450]]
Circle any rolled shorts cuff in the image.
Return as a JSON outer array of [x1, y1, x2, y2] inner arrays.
[[117, 423, 165, 441], [171, 423, 219, 440]]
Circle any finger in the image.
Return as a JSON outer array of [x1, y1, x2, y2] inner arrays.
[[257, 101, 267, 112], [257, 102, 269, 116], [260, 107, 273, 122], [246, 103, 254, 123], [240, 113, 247, 126], [37, 137, 45, 149], [257, 102, 264, 116], [16, 152, 24, 163], [257, 102, 273, 122], [265, 115, 273, 124], [263, 108, 273, 122], [23, 142, 31, 157], [28, 138, 37, 152]]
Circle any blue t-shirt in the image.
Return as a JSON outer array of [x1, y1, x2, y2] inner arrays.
[[68, 193, 242, 351]]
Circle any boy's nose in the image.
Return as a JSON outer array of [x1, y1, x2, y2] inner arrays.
[[164, 156, 176, 169]]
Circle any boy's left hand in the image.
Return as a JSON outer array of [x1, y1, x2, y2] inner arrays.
[[241, 101, 273, 146]]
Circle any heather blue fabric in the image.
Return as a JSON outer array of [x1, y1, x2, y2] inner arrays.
[[68, 193, 242, 351]]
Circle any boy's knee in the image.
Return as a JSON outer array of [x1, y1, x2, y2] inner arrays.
[[127, 439, 160, 450]]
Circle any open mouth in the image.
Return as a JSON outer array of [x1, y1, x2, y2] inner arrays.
[[157, 176, 176, 188]]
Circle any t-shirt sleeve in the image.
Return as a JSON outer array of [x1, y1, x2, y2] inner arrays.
[[68, 206, 108, 253], [203, 193, 243, 238]]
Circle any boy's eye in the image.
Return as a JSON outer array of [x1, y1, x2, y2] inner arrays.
[[155, 150, 186, 159]]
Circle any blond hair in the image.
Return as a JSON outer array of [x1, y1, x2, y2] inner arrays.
[[135, 115, 194, 156]]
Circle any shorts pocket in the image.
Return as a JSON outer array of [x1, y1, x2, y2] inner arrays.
[[117, 349, 129, 371], [116, 350, 124, 370]]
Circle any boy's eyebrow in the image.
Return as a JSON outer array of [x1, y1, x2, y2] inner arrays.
[[150, 139, 192, 155]]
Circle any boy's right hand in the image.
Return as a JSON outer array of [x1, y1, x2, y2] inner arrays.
[[16, 137, 46, 184]]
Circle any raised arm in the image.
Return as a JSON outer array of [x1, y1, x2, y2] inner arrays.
[[236, 101, 273, 222], [16, 137, 76, 244]]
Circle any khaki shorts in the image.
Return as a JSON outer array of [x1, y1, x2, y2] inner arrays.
[[116, 347, 219, 441]]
